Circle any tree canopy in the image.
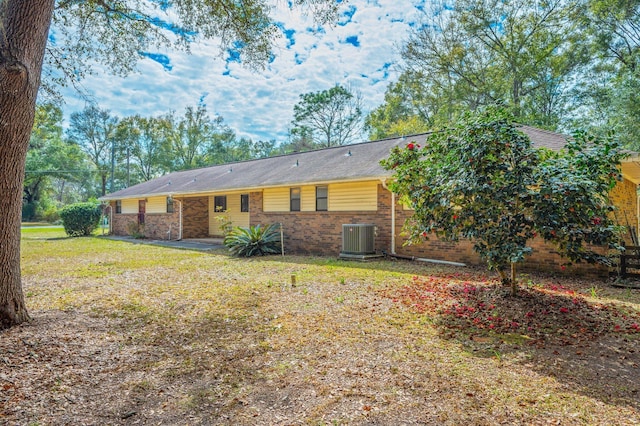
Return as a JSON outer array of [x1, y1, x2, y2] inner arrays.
[[366, 0, 640, 144], [291, 85, 364, 149]]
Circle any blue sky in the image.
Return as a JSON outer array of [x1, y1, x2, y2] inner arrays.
[[60, 1, 426, 143]]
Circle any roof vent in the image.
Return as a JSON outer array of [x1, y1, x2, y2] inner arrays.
[[345, 149, 352, 157], [294, 159, 299, 167], [228, 167, 233, 173]]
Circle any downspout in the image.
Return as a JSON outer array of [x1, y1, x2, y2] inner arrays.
[[381, 179, 396, 255], [108, 204, 113, 235], [384, 251, 466, 267], [176, 199, 183, 240]]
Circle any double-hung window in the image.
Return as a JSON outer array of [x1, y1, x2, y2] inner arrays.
[[290, 188, 301, 212], [316, 186, 328, 211], [241, 194, 249, 212]]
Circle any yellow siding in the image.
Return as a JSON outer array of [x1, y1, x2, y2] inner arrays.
[[263, 188, 291, 212], [301, 186, 316, 212], [329, 181, 378, 211], [208, 193, 250, 236], [121, 199, 138, 214], [146, 196, 166, 214]]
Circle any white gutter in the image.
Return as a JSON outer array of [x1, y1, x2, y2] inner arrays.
[[381, 179, 396, 255]]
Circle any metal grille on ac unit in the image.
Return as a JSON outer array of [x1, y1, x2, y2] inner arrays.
[[341, 224, 375, 254]]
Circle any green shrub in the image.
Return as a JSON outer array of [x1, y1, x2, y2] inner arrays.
[[223, 224, 282, 257], [214, 215, 233, 237], [59, 202, 101, 237], [41, 205, 60, 223]]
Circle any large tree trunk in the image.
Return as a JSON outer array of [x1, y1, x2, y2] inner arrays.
[[0, 0, 55, 329]]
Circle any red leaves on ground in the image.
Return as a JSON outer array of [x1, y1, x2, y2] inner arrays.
[[380, 274, 640, 345]]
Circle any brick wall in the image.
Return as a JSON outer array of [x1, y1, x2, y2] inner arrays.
[[111, 212, 137, 236], [109, 201, 181, 240], [182, 196, 209, 238], [392, 192, 611, 277], [249, 185, 393, 256], [144, 210, 181, 240]]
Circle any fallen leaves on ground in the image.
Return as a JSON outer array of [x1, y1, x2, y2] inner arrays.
[[380, 272, 640, 346]]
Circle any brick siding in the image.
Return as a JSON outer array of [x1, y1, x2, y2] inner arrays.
[[391, 180, 635, 277], [109, 200, 181, 240], [182, 196, 209, 238]]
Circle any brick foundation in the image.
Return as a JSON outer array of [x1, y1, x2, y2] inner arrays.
[[392, 192, 613, 277]]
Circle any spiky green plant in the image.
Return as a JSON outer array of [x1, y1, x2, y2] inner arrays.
[[223, 224, 282, 257]]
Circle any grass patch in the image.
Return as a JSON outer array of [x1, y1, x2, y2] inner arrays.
[[7, 228, 640, 425]]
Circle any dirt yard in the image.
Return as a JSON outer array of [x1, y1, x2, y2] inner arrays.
[[2, 232, 639, 425]]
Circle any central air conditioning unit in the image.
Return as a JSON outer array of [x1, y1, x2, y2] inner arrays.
[[341, 224, 375, 255]]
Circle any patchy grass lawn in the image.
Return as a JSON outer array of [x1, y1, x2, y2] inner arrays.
[[2, 230, 639, 425]]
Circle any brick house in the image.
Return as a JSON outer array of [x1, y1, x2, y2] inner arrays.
[[100, 127, 640, 273]]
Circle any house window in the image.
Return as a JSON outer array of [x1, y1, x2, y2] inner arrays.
[[290, 188, 301, 212], [316, 186, 328, 211], [241, 194, 249, 212], [166, 197, 174, 213], [214, 195, 227, 212], [115, 200, 122, 214]]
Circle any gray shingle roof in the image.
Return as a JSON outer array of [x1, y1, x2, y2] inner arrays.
[[101, 134, 429, 200], [519, 126, 568, 151], [100, 127, 568, 200]]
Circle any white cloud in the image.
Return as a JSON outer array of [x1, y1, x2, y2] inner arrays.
[[59, 1, 423, 143]]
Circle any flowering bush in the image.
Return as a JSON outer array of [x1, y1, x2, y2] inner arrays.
[[381, 106, 625, 294]]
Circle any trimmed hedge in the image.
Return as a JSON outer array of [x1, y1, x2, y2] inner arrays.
[[59, 202, 101, 237]]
